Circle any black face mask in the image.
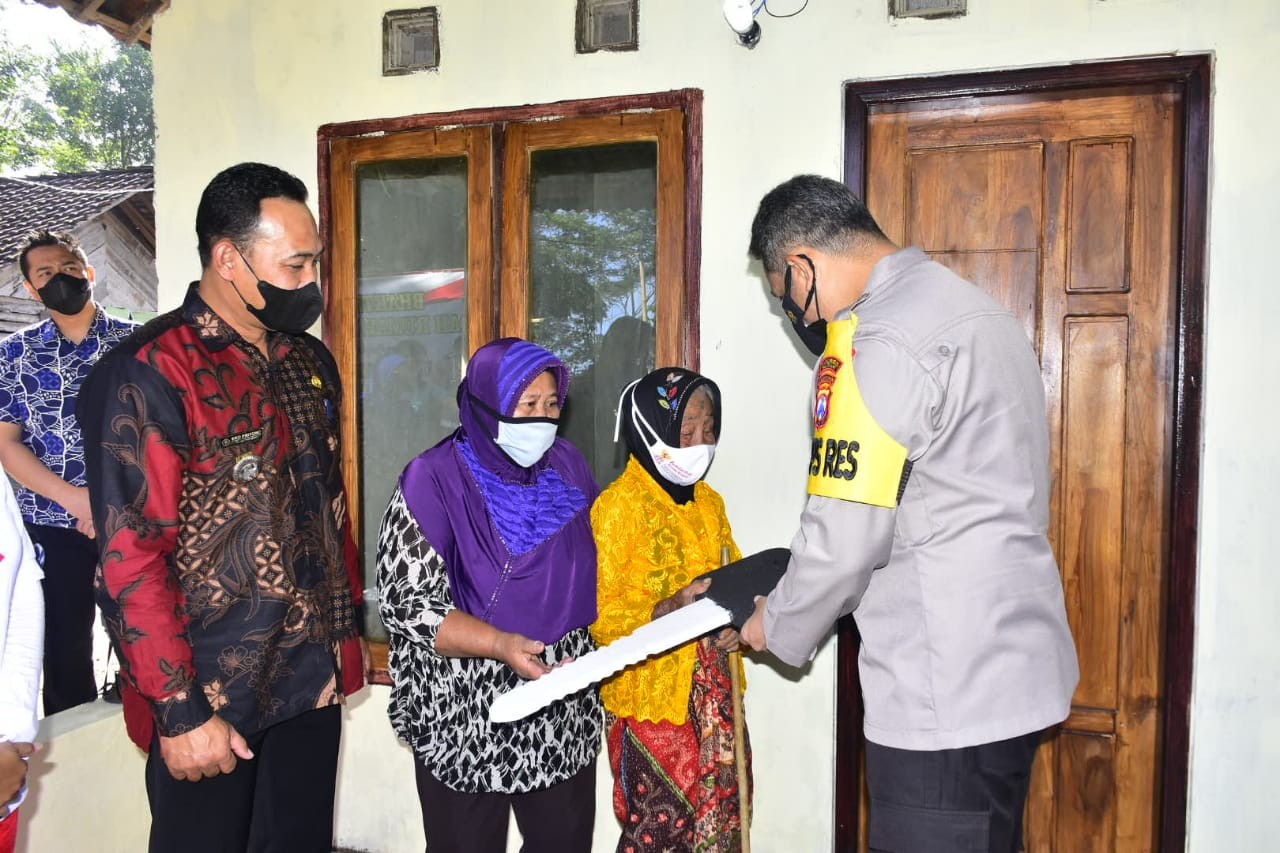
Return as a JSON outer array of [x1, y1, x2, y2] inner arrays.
[[37, 272, 92, 316], [780, 255, 827, 356], [234, 249, 324, 335]]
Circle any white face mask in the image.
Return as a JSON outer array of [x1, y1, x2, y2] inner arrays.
[[615, 381, 716, 486], [649, 439, 715, 486], [495, 419, 558, 468]]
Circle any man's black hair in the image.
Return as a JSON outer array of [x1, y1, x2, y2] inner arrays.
[[18, 229, 87, 281], [748, 174, 889, 274], [195, 162, 309, 268]]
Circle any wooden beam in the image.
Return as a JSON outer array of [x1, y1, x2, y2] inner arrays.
[[34, 0, 105, 26], [111, 196, 157, 253], [33, 0, 156, 47], [76, 0, 106, 22], [122, 0, 168, 46]]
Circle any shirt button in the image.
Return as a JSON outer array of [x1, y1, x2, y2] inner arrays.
[[938, 344, 952, 356]]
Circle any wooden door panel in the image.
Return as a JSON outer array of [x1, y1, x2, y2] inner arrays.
[[1106, 90, 1178, 853], [926, 250, 1039, 344], [1057, 732, 1116, 853], [1066, 139, 1132, 292], [865, 84, 1179, 852], [908, 144, 1043, 250], [1061, 316, 1128, 708], [901, 89, 1163, 147]]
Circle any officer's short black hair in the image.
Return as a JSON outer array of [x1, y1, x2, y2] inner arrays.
[[195, 162, 309, 268], [749, 174, 889, 274]]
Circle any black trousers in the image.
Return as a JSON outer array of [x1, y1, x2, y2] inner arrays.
[[26, 523, 99, 714], [145, 705, 341, 853], [865, 729, 1044, 853], [413, 756, 596, 853]]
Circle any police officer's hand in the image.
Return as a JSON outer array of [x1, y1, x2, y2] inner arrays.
[[651, 577, 712, 620], [740, 596, 768, 652], [159, 715, 254, 782]]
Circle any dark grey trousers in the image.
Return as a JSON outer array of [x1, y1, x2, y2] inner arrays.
[[866, 729, 1044, 853], [27, 523, 99, 714]]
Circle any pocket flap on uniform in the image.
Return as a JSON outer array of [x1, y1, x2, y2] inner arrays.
[[868, 799, 990, 852]]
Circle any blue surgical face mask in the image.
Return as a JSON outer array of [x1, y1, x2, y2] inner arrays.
[[468, 392, 560, 468], [780, 254, 827, 357], [494, 419, 559, 468]]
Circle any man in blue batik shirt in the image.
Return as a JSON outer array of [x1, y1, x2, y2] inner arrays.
[[0, 230, 136, 714]]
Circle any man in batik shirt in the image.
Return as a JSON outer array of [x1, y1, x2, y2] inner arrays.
[[0, 230, 136, 713], [79, 162, 367, 853]]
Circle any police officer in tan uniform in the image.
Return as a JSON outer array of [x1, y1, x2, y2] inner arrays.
[[739, 175, 1078, 853]]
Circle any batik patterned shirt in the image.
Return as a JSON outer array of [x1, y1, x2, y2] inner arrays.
[[78, 284, 364, 750], [377, 487, 602, 794], [0, 308, 137, 527]]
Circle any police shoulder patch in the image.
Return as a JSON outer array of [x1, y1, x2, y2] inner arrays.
[[806, 317, 909, 508]]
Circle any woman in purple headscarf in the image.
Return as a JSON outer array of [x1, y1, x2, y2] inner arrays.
[[377, 338, 602, 853]]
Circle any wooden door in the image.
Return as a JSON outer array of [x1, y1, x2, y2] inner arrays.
[[861, 84, 1182, 851]]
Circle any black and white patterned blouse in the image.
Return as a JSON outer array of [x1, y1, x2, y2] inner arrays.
[[376, 486, 602, 793]]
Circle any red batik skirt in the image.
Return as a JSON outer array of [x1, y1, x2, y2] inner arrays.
[[607, 639, 752, 853]]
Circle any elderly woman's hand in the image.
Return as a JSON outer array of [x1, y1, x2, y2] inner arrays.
[[493, 631, 554, 680], [651, 577, 713, 620], [713, 627, 741, 652]]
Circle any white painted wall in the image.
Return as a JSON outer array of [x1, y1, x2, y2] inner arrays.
[[20, 702, 150, 852], [20, 0, 1273, 850]]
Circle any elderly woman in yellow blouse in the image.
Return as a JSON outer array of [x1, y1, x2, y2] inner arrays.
[[592, 367, 748, 853]]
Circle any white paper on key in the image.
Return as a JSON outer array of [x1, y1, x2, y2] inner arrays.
[[487, 597, 732, 724]]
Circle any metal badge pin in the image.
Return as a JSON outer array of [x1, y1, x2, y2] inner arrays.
[[233, 453, 262, 482]]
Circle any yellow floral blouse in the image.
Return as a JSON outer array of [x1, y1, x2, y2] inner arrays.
[[591, 457, 743, 725]]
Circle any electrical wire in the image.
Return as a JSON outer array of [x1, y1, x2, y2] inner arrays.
[[763, 0, 809, 19]]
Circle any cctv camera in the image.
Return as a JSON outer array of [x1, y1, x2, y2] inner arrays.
[[723, 0, 761, 48]]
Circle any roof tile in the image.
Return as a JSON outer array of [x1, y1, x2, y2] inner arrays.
[[0, 166, 153, 266]]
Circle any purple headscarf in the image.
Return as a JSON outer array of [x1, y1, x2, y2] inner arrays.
[[399, 338, 600, 643]]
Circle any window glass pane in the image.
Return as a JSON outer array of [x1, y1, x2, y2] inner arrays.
[[528, 141, 658, 487], [356, 158, 468, 638]]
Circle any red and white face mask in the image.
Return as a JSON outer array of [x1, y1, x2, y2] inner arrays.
[[615, 380, 716, 487]]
